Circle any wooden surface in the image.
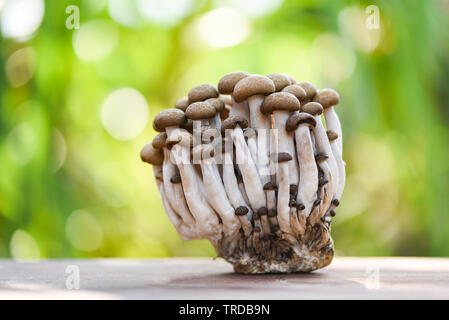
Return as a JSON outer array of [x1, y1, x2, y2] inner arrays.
[[1, 257, 448, 299]]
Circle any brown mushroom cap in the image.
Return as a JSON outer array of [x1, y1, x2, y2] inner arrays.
[[263, 181, 277, 191], [297, 81, 318, 100], [166, 130, 193, 149], [218, 72, 250, 94], [153, 108, 187, 132], [188, 84, 219, 103], [284, 74, 297, 84], [260, 92, 300, 114], [221, 115, 249, 131], [141, 143, 164, 165], [267, 73, 292, 92], [175, 96, 189, 112], [152, 132, 167, 149], [185, 101, 217, 120], [181, 119, 193, 132], [235, 206, 249, 216], [301, 102, 323, 116], [282, 85, 307, 102], [313, 88, 340, 108], [220, 105, 231, 120], [170, 175, 182, 184], [326, 130, 339, 141], [272, 152, 293, 163], [285, 112, 317, 131], [206, 97, 225, 113], [233, 75, 275, 102]]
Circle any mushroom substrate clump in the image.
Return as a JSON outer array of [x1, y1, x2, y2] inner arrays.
[[140, 72, 346, 274]]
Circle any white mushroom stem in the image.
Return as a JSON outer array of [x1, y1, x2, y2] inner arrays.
[[162, 148, 196, 227], [329, 132, 346, 201], [313, 115, 339, 201], [231, 126, 267, 211], [276, 159, 293, 234], [223, 151, 253, 236], [238, 180, 251, 210], [309, 162, 333, 226], [229, 96, 250, 119], [294, 126, 318, 217], [324, 107, 343, 152], [198, 151, 241, 239], [154, 164, 196, 240], [247, 95, 271, 181], [159, 184, 197, 241], [244, 130, 258, 166], [266, 189, 277, 213], [290, 206, 305, 236], [272, 111, 299, 186], [171, 143, 222, 242]]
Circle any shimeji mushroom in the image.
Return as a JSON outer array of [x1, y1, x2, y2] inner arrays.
[[192, 141, 241, 254], [286, 113, 318, 225], [314, 89, 343, 152], [175, 96, 189, 112], [261, 92, 301, 192], [205, 98, 225, 131], [272, 152, 297, 243], [267, 73, 292, 92], [185, 101, 217, 160], [243, 127, 258, 167], [141, 73, 344, 274], [261, 92, 303, 236], [233, 75, 275, 182], [153, 108, 186, 140], [218, 72, 250, 119], [168, 130, 223, 244], [307, 100, 340, 208], [222, 115, 269, 234], [152, 113, 197, 233], [297, 81, 318, 104], [222, 138, 253, 237], [301, 102, 336, 226], [188, 83, 219, 104], [326, 129, 345, 215], [315, 89, 346, 206], [140, 142, 196, 240]]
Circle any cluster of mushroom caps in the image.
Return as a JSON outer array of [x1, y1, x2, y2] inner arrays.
[[141, 72, 345, 274]]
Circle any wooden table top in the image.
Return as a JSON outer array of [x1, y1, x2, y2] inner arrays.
[[1, 257, 448, 299]]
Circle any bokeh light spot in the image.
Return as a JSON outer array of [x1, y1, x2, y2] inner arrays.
[[217, 0, 283, 18], [196, 8, 250, 48], [5, 47, 36, 88], [101, 87, 149, 141], [312, 34, 356, 87], [6, 122, 37, 166], [73, 20, 119, 61], [10, 230, 40, 260], [0, 0, 44, 40], [65, 210, 103, 251], [338, 6, 381, 53], [136, 0, 193, 27], [108, 0, 141, 28]]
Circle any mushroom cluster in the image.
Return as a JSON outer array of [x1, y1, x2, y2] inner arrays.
[[141, 72, 345, 274]]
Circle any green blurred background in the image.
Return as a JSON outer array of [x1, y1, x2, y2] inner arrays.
[[0, 0, 448, 260]]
